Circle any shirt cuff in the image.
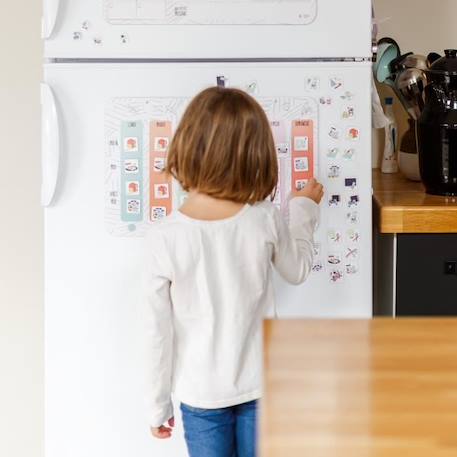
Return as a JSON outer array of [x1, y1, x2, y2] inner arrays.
[[148, 401, 174, 428]]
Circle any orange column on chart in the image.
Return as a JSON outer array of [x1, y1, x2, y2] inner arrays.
[[291, 120, 314, 192], [149, 121, 173, 221]]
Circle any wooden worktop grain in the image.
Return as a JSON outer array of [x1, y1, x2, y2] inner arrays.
[[373, 169, 457, 233], [261, 319, 457, 457]]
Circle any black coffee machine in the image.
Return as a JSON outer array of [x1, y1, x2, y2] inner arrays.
[[418, 49, 457, 195]]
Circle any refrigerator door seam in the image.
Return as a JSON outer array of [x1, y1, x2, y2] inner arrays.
[[47, 57, 373, 65]]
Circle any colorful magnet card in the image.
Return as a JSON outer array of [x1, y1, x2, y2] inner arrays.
[[121, 121, 143, 222], [291, 120, 314, 191], [150, 120, 173, 222]]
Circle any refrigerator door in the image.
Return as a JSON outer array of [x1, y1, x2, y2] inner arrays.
[[44, 61, 371, 457], [43, 0, 372, 59]]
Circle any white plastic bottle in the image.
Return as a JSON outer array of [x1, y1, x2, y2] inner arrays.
[[382, 97, 399, 174]]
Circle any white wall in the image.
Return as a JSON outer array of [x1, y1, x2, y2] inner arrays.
[[373, 0, 457, 167], [0, 2, 43, 457], [375, 0, 457, 56]]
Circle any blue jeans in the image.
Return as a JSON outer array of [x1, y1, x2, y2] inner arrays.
[[180, 400, 258, 457]]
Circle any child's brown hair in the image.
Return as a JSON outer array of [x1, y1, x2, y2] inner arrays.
[[166, 87, 278, 204]]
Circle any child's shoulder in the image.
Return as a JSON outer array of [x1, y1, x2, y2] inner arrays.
[[251, 200, 281, 219], [144, 213, 181, 244]]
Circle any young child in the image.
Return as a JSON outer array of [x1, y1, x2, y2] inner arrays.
[[142, 86, 323, 457]]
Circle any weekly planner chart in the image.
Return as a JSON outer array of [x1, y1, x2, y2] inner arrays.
[[104, 70, 362, 284]]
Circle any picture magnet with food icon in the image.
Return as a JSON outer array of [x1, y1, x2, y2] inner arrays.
[[124, 159, 139, 174], [124, 136, 139, 152]]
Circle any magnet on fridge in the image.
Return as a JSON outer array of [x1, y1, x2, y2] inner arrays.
[[246, 81, 259, 95], [276, 143, 290, 157], [345, 263, 359, 275], [328, 253, 342, 265], [153, 157, 166, 172], [124, 159, 139, 174], [328, 126, 340, 140], [329, 76, 344, 90], [330, 269, 344, 283], [345, 177, 358, 190], [124, 137, 139, 152], [340, 91, 355, 101], [319, 96, 332, 106], [120, 33, 129, 44], [126, 199, 141, 214], [154, 137, 170, 152], [347, 127, 360, 141], [346, 211, 359, 224], [347, 228, 360, 243], [313, 243, 321, 257], [217, 76, 228, 88], [304, 76, 320, 91], [327, 229, 342, 244], [81, 21, 90, 31], [294, 157, 309, 172], [327, 147, 339, 159], [126, 181, 140, 196], [151, 206, 167, 221], [328, 165, 341, 179], [345, 247, 359, 260], [73, 32, 83, 40], [348, 195, 359, 207], [294, 136, 309, 152], [343, 148, 356, 160], [295, 179, 308, 191], [154, 183, 170, 199], [328, 194, 341, 207], [312, 260, 324, 273], [342, 106, 355, 119]]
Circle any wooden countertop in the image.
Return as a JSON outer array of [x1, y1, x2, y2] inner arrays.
[[261, 319, 457, 457], [372, 169, 457, 233]]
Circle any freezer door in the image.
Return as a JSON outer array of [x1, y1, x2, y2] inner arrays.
[[43, 0, 372, 59], [44, 61, 372, 457]]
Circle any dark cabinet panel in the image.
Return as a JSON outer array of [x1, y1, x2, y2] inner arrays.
[[396, 234, 457, 316]]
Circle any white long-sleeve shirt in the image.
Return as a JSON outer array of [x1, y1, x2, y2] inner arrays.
[[141, 197, 319, 428]]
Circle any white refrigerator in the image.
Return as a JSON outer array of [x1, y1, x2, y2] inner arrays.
[[43, 1, 373, 456]]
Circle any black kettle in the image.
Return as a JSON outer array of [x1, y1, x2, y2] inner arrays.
[[418, 49, 457, 195]]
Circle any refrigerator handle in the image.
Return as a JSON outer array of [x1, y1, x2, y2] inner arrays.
[[42, 0, 60, 39], [41, 83, 61, 207]]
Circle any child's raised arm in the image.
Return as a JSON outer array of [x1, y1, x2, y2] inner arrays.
[[271, 179, 323, 285]]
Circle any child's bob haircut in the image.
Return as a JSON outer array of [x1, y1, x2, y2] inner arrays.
[[166, 87, 278, 205]]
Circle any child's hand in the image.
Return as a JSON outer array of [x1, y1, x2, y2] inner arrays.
[[294, 178, 324, 204], [150, 417, 175, 439]]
